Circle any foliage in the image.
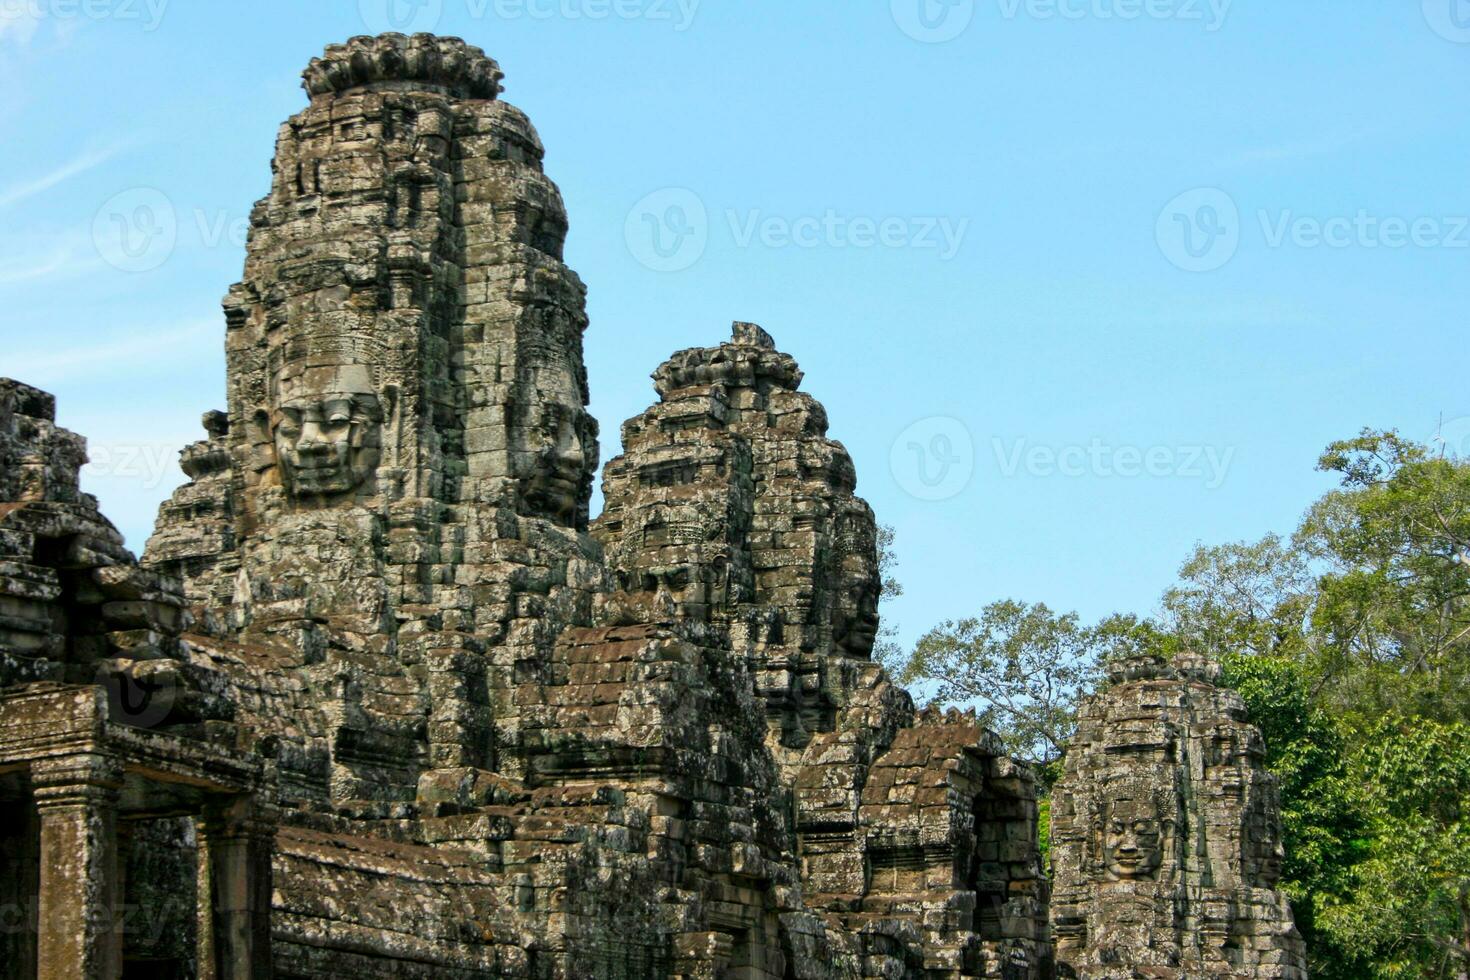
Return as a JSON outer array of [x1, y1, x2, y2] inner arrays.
[[1301, 430, 1470, 724], [873, 523, 907, 676], [1320, 717, 1470, 979], [899, 600, 1104, 767], [1219, 653, 1364, 978], [1161, 534, 1315, 661]]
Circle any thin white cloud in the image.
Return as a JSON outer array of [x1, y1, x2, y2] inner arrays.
[[4, 320, 217, 385], [0, 143, 125, 211], [0, 251, 72, 284], [0, 230, 107, 286], [1218, 133, 1361, 170]]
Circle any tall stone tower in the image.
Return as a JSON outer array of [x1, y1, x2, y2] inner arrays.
[[594, 321, 885, 751], [147, 33, 604, 808], [1049, 654, 1307, 978]]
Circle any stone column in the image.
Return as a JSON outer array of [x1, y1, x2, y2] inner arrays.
[[198, 797, 274, 980], [32, 753, 124, 980]]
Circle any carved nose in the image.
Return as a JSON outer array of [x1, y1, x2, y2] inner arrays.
[[556, 430, 583, 469], [298, 422, 328, 449]]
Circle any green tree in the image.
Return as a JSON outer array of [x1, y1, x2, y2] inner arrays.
[[1219, 653, 1364, 978], [1301, 430, 1470, 723], [899, 600, 1104, 769], [873, 524, 906, 676], [1162, 534, 1315, 661], [1320, 717, 1470, 979]]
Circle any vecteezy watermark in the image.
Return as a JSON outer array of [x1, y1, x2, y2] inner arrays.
[[625, 188, 970, 271], [359, 0, 700, 33], [92, 188, 177, 273], [625, 188, 709, 272], [1257, 210, 1470, 251], [727, 210, 970, 260], [995, 0, 1231, 30], [0, 0, 169, 32], [891, 417, 976, 501], [1, 898, 190, 940], [1157, 188, 1470, 272], [1156, 188, 1240, 273], [891, 0, 976, 42], [992, 437, 1235, 489], [97, 663, 178, 729], [1423, 0, 1470, 43], [82, 441, 179, 490], [359, 0, 444, 33], [92, 187, 253, 273]]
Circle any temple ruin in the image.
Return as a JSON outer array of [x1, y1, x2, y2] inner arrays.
[[0, 32, 1306, 979]]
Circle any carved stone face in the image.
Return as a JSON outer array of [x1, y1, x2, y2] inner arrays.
[[1246, 795, 1286, 886], [272, 363, 384, 497], [516, 399, 591, 524], [510, 339, 597, 529], [831, 511, 881, 657], [832, 571, 880, 657], [1103, 797, 1164, 881], [627, 515, 726, 620]]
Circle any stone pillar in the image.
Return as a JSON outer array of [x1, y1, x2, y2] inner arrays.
[[198, 797, 274, 980], [32, 753, 124, 980]]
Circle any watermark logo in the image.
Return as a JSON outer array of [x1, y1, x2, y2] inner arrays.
[[96, 664, 177, 729], [891, 416, 975, 501], [0, 0, 170, 34], [1423, 0, 1470, 42], [892, 0, 975, 42], [1258, 210, 1470, 250], [469, 0, 700, 29], [92, 187, 177, 273], [727, 209, 969, 259], [2, 898, 188, 941], [992, 437, 1235, 488], [625, 189, 971, 271], [91, 188, 255, 274], [626, 188, 708, 272], [360, 0, 700, 31], [358, 0, 444, 33], [1159, 187, 1470, 272], [995, 0, 1231, 30], [1157, 187, 1239, 272], [82, 442, 178, 490]]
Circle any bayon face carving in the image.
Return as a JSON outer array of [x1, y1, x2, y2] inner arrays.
[[1103, 794, 1165, 881], [512, 344, 595, 525], [831, 508, 880, 657], [517, 399, 591, 524], [1246, 788, 1287, 887], [271, 362, 385, 497]]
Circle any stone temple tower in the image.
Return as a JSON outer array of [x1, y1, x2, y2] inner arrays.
[[147, 33, 604, 808], [1049, 654, 1307, 978]]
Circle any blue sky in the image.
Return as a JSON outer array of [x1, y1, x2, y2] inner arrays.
[[2, 0, 1466, 649]]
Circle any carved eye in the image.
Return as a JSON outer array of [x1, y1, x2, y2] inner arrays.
[[326, 410, 351, 427], [1135, 822, 1152, 833]]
